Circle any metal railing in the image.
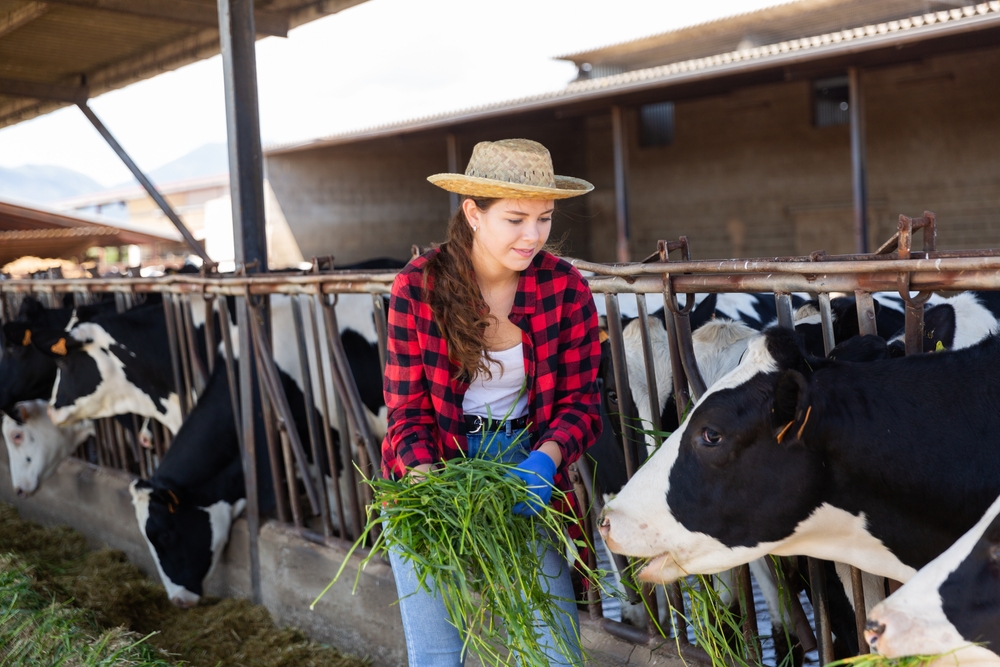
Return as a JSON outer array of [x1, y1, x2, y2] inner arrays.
[[2, 210, 996, 664]]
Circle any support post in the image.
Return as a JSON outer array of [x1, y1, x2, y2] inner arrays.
[[77, 102, 211, 264], [446, 132, 460, 214], [848, 66, 869, 254], [611, 105, 630, 263], [218, 0, 268, 605]]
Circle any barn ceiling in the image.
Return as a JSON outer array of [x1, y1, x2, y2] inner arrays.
[[0, 0, 367, 130]]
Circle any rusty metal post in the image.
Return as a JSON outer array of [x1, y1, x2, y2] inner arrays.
[[808, 558, 835, 666], [854, 291, 878, 336], [633, 294, 663, 442], [235, 294, 262, 604], [817, 293, 836, 355], [161, 294, 188, 420], [774, 292, 795, 330], [738, 564, 762, 663], [611, 105, 631, 263], [602, 294, 637, 478], [851, 566, 870, 654], [849, 66, 869, 254]]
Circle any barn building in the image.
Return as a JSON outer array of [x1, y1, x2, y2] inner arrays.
[[264, 0, 1000, 264]]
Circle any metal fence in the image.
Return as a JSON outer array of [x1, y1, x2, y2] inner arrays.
[[3, 210, 1000, 664]]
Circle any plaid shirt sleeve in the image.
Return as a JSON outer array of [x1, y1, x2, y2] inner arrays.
[[536, 269, 602, 466], [382, 270, 439, 478]]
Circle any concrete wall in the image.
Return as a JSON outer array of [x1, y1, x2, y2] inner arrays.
[[586, 44, 1000, 261]]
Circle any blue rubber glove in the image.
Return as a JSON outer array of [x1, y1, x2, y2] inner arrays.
[[510, 450, 557, 517]]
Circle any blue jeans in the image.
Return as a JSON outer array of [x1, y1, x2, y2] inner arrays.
[[389, 427, 582, 667]]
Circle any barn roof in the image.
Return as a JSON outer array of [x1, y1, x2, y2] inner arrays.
[[0, 195, 179, 265], [266, 0, 1000, 155], [0, 0, 367, 130]]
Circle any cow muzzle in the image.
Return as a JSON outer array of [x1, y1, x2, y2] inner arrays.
[[864, 619, 885, 652]]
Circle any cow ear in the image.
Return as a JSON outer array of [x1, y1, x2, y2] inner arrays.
[[765, 327, 808, 372], [2, 322, 31, 348], [772, 370, 810, 445], [921, 304, 955, 353]]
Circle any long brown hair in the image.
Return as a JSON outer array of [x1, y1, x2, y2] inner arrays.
[[424, 197, 499, 382]]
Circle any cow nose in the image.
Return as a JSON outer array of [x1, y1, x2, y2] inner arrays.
[[865, 619, 886, 650], [598, 513, 611, 540], [15, 488, 26, 499]]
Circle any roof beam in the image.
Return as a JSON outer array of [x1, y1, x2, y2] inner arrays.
[[0, 2, 49, 38], [0, 76, 88, 103], [45, 0, 288, 37]]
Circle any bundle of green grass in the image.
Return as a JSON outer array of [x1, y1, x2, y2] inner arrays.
[[318, 455, 612, 667]]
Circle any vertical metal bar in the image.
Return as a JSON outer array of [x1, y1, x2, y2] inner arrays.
[[667, 583, 689, 644], [602, 294, 636, 478], [854, 290, 878, 336], [818, 293, 836, 355], [76, 102, 211, 264], [235, 295, 262, 604], [216, 298, 243, 444], [218, 0, 268, 274], [279, 429, 302, 527], [660, 300, 690, 423], [181, 297, 207, 396], [848, 66, 869, 254], [851, 566, 870, 654], [775, 292, 795, 330], [255, 363, 290, 524], [446, 132, 460, 214], [634, 295, 663, 441], [161, 295, 188, 420], [808, 558, 835, 666], [203, 295, 216, 375], [738, 564, 762, 663], [372, 294, 388, 375], [335, 390, 363, 541], [311, 295, 348, 538], [291, 295, 332, 535], [172, 296, 195, 412], [611, 105, 631, 263]]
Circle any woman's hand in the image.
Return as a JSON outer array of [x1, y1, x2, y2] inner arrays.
[[407, 463, 433, 482], [510, 450, 557, 517]]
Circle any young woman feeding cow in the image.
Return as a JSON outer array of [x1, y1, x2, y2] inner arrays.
[[380, 138, 603, 667]]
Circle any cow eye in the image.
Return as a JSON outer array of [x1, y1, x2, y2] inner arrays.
[[700, 428, 722, 446], [12, 432, 23, 445], [607, 390, 618, 404], [24, 457, 31, 463]]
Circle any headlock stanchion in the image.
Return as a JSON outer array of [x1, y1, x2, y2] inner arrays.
[[2, 211, 997, 664]]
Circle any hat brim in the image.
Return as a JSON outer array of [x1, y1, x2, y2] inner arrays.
[[427, 173, 594, 200]]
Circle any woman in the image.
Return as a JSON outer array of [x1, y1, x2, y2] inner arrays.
[[380, 138, 603, 667]]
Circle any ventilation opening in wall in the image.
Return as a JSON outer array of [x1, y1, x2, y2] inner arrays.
[[638, 101, 675, 147], [814, 75, 850, 127]]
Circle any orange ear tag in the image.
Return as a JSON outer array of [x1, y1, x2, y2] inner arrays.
[[50, 338, 68, 356], [21, 329, 31, 346]]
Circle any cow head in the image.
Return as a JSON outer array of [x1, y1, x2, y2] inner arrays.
[[34, 323, 181, 433], [130, 478, 246, 608], [2, 399, 94, 497], [866, 496, 1000, 664], [0, 322, 59, 415], [600, 328, 909, 584]]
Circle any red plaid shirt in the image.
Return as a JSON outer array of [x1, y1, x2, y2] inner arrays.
[[381, 249, 602, 554]]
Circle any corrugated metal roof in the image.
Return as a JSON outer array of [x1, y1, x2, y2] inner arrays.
[[265, 1, 1000, 156], [0, 195, 179, 242], [0, 0, 368, 130]]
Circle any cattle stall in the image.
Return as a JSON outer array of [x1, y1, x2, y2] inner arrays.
[[3, 210, 1000, 665]]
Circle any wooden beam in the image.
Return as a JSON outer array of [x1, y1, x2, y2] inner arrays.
[[0, 76, 88, 102], [0, 2, 49, 38], [848, 66, 869, 254], [45, 0, 288, 37]]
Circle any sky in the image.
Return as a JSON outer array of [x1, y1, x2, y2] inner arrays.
[[0, 0, 790, 187]]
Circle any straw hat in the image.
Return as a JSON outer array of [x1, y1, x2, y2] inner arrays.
[[427, 139, 594, 200]]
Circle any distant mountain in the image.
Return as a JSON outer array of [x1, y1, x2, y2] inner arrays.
[[0, 164, 104, 204], [123, 143, 229, 188]]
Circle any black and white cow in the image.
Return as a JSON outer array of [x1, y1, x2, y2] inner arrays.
[[0, 296, 117, 416], [865, 494, 1000, 666], [29, 301, 184, 433], [131, 291, 388, 607], [2, 399, 95, 497], [888, 290, 1000, 356], [600, 328, 1000, 592]]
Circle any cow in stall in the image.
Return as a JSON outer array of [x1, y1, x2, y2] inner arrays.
[[864, 494, 1000, 667], [599, 329, 1000, 651], [2, 399, 95, 497], [888, 290, 1000, 356], [129, 289, 392, 607]]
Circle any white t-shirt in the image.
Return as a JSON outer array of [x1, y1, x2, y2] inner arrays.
[[462, 343, 529, 419]]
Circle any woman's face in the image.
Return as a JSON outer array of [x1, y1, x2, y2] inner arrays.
[[465, 198, 554, 276]]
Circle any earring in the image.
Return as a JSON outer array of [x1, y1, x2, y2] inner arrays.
[[472, 225, 478, 232]]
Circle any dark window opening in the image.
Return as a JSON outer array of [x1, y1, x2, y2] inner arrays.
[[639, 101, 674, 147], [814, 76, 849, 127]]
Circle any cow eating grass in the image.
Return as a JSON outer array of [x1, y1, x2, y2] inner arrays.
[[600, 328, 1000, 590], [865, 495, 1000, 667]]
